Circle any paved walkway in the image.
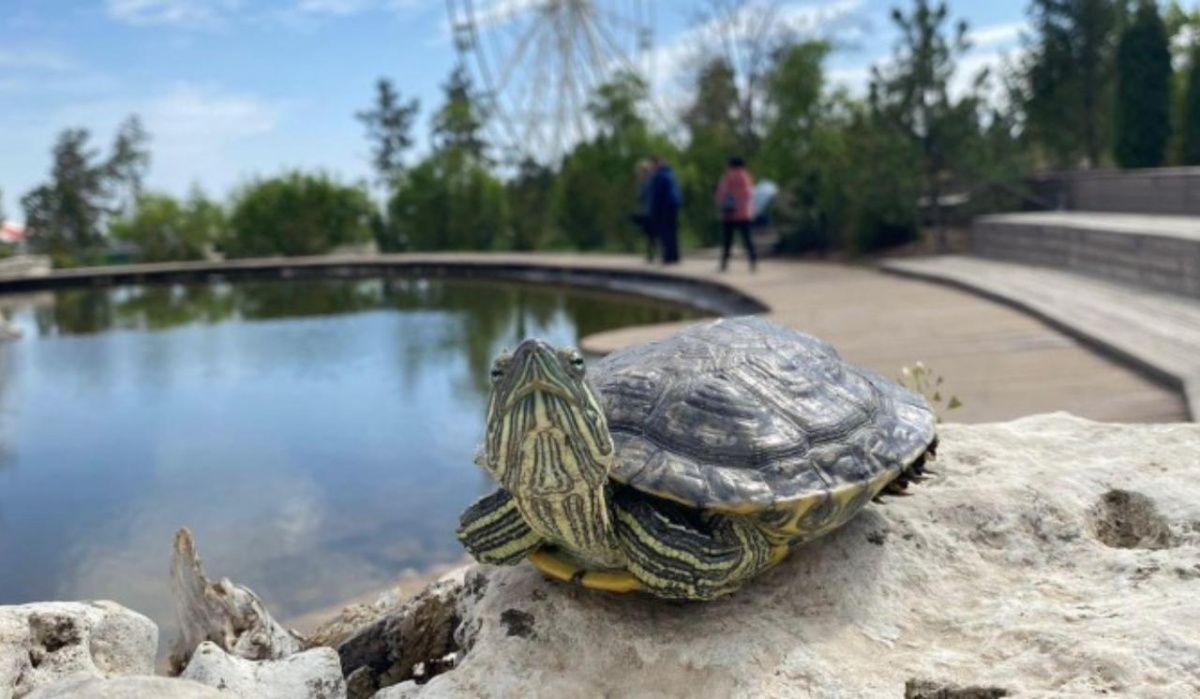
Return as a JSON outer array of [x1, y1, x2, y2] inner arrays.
[[1, 253, 1187, 424], [881, 255, 1200, 420], [555, 257, 1186, 424]]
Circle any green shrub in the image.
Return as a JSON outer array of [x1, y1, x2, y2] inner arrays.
[[226, 172, 373, 258]]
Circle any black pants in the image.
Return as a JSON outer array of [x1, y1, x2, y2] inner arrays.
[[720, 220, 756, 270], [633, 215, 656, 262], [655, 214, 680, 264]]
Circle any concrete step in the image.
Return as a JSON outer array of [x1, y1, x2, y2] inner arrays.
[[881, 255, 1200, 421], [971, 212, 1200, 299]]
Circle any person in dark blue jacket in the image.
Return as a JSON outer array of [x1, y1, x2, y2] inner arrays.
[[648, 156, 682, 265]]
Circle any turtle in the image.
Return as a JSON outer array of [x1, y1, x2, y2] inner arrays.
[[456, 316, 937, 600]]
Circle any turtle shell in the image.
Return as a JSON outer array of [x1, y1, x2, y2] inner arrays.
[[592, 317, 936, 512]]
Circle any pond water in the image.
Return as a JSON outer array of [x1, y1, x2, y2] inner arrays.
[[0, 275, 703, 642]]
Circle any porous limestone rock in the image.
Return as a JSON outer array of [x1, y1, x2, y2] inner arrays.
[[23, 676, 225, 698], [181, 641, 346, 699], [391, 415, 1200, 698], [0, 600, 157, 699]]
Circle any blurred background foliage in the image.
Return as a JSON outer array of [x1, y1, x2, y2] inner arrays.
[[13, 0, 1200, 266]]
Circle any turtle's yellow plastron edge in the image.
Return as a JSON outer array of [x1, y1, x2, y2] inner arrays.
[[530, 549, 643, 593]]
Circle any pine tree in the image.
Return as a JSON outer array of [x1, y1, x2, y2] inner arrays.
[[432, 65, 488, 162], [1024, 0, 1119, 168], [355, 79, 419, 186], [1181, 42, 1200, 165], [871, 0, 976, 253], [1114, 1, 1173, 168], [21, 129, 111, 263], [106, 115, 151, 214]]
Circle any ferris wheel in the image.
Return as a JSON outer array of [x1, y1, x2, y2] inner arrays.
[[446, 0, 655, 164]]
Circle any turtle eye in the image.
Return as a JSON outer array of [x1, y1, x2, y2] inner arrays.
[[490, 354, 511, 383], [567, 352, 585, 373]]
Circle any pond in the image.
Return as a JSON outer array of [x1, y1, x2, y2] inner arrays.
[[0, 275, 704, 643]]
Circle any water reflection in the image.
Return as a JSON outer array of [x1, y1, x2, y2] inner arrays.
[[0, 276, 703, 650]]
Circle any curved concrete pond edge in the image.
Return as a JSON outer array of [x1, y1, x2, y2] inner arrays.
[[0, 253, 768, 327]]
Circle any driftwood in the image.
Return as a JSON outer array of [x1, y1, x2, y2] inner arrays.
[[168, 528, 304, 675]]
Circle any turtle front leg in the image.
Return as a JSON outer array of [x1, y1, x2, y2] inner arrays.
[[457, 488, 545, 565], [612, 490, 778, 601]]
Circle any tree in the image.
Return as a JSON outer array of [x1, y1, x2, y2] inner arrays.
[[692, 0, 794, 156], [109, 189, 225, 262], [107, 115, 151, 215], [1024, 0, 1120, 168], [680, 58, 742, 245], [432, 65, 488, 162], [842, 104, 925, 252], [554, 72, 670, 252], [1114, 1, 1173, 168], [871, 0, 978, 252], [1164, 2, 1199, 163], [683, 58, 740, 140], [382, 63, 509, 252], [1182, 41, 1200, 165], [756, 41, 836, 251], [506, 159, 555, 251], [225, 172, 374, 258], [758, 41, 829, 181], [387, 154, 509, 251], [356, 79, 420, 186], [21, 129, 110, 265]]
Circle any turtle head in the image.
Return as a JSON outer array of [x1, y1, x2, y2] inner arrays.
[[482, 339, 614, 495]]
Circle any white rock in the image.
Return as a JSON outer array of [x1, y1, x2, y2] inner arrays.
[[0, 601, 157, 699], [181, 641, 346, 699], [404, 415, 1200, 698], [23, 676, 226, 698], [372, 680, 420, 699]]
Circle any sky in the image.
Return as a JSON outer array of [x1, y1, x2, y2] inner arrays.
[[0, 1, 1027, 223]]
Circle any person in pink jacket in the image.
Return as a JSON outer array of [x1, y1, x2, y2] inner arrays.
[[714, 157, 756, 272]]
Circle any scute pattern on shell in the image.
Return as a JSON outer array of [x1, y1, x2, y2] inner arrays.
[[592, 317, 937, 511]]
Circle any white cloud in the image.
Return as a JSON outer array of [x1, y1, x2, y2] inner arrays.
[[104, 0, 244, 27], [0, 47, 116, 97], [969, 21, 1025, 49], [140, 85, 282, 192], [0, 47, 76, 72], [459, 0, 547, 28], [145, 84, 279, 144], [293, 0, 374, 16], [106, 0, 415, 28]]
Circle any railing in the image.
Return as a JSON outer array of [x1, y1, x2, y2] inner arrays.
[[1026, 168, 1200, 216]]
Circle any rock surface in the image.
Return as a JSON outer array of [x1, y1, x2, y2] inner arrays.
[[0, 601, 157, 698], [336, 573, 465, 698], [394, 415, 1200, 698], [300, 560, 469, 650], [181, 641, 346, 699], [23, 676, 226, 699]]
